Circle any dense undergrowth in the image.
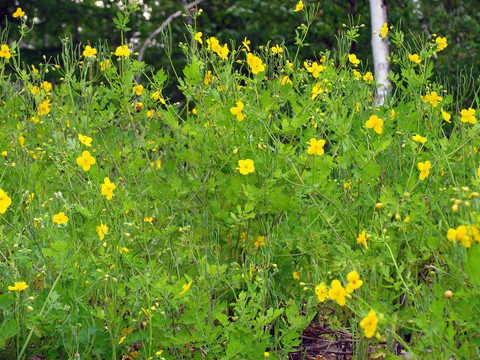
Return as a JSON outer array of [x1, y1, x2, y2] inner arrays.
[[1, 1, 480, 359]]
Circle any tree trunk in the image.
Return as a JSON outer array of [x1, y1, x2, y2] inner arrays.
[[369, 0, 390, 106]]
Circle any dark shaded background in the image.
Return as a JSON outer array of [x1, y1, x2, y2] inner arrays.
[[1, 0, 479, 100]]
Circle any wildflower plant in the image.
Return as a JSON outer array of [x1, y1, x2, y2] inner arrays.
[[0, 3, 479, 360]]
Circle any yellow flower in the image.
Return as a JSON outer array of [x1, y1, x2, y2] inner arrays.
[[408, 53, 421, 64], [41, 81, 53, 93], [30, 85, 40, 95], [348, 54, 360, 65], [417, 161, 431, 180], [446, 228, 457, 242], [346, 271, 363, 293], [101, 177, 116, 200], [421, 91, 442, 107], [379, 23, 388, 39], [135, 102, 144, 112], [271, 44, 283, 54], [19, 135, 25, 149], [314, 283, 328, 302], [151, 91, 166, 104], [242, 37, 251, 52], [179, 281, 192, 295], [8, 281, 28, 291], [448, 225, 480, 248], [31, 64, 39, 75], [306, 62, 324, 78], [365, 115, 384, 134], [436, 36, 447, 51], [37, 99, 51, 116], [78, 134, 92, 147], [230, 100, 245, 121], [390, 109, 396, 120], [0, 188, 12, 214], [207, 37, 221, 52], [0, 44, 11, 59], [206, 37, 228, 59], [460, 108, 476, 124], [356, 231, 369, 249], [294, 0, 304, 12], [254, 236, 265, 248], [237, 159, 255, 175], [246, 53, 265, 74], [363, 71, 373, 84], [83, 45, 97, 57], [144, 216, 153, 223], [412, 134, 427, 144], [204, 70, 212, 85], [194, 32, 203, 44], [292, 272, 300, 280], [218, 44, 229, 60], [328, 279, 347, 306], [281, 76, 292, 85], [13, 7, 25, 18], [100, 59, 110, 71], [456, 225, 471, 248], [360, 310, 378, 338], [307, 138, 326, 156], [53, 211, 69, 225], [133, 84, 144, 96], [76, 151, 96, 171], [311, 83, 324, 100], [441, 108, 451, 123], [147, 109, 155, 118], [115, 45, 130, 57], [96, 221, 108, 241]]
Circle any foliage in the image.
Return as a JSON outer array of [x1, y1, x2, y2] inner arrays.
[[1, 2, 480, 360]]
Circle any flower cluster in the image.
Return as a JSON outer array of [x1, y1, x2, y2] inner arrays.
[[315, 271, 363, 306], [115, 45, 130, 57], [206, 37, 229, 60], [447, 224, 480, 248]]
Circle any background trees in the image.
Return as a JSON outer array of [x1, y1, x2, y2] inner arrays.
[[1, 0, 479, 98]]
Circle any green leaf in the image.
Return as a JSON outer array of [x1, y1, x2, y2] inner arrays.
[[0, 294, 15, 312], [0, 319, 19, 341]]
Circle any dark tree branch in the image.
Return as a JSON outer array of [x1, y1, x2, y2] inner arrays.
[[137, 0, 205, 65]]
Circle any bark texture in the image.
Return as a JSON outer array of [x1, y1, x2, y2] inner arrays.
[[369, 0, 390, 106]]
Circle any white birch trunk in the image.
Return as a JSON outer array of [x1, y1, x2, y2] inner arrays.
[[369, 0, 390, 106]]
